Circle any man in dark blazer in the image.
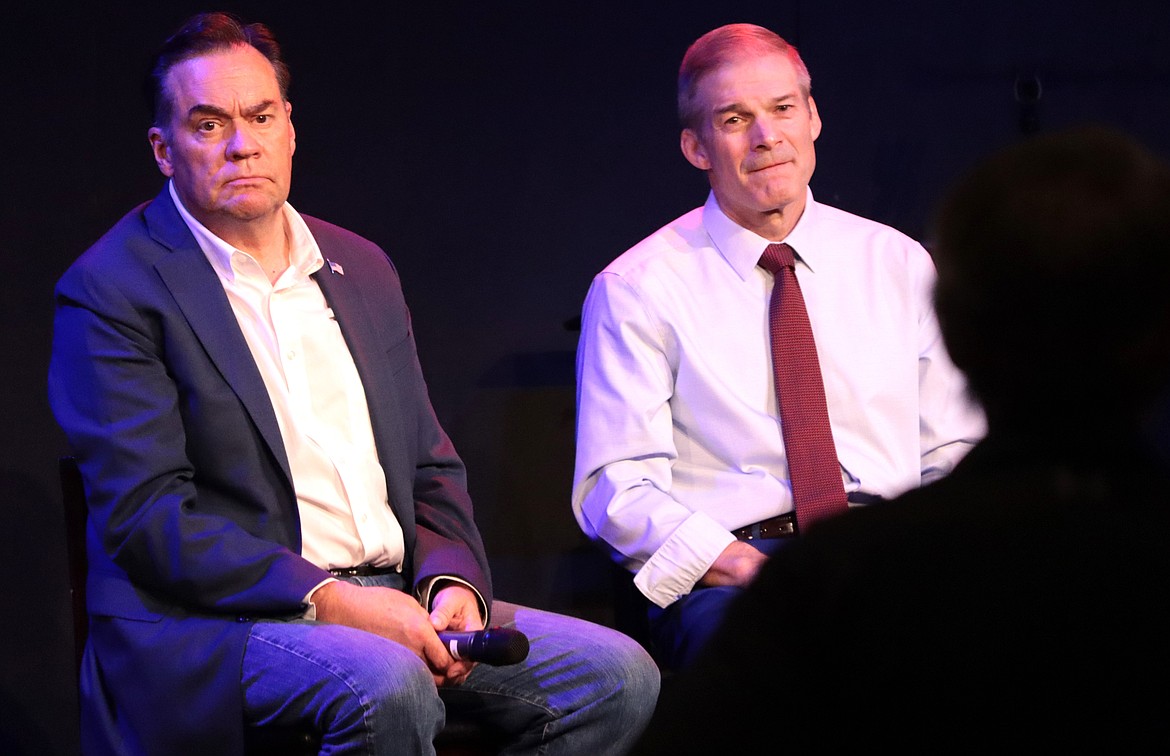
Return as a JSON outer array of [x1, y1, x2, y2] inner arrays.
[[632, 126, 1170, 752], [49, 12, 657, 755]]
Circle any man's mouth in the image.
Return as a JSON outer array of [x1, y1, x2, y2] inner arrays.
[[747, 159, 791, 174]]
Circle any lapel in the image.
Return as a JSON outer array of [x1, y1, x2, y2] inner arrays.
[[311, 241, 412, 527], [312, 250, 400, 433], [312, 254, 381, 383], [307, 219, 398, 428], [144, 188, 293, 484]]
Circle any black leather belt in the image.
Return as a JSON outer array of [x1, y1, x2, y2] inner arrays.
[[733, 513, 798, 540], [328, 565, 396, 577], [734, 493, 884, 541]]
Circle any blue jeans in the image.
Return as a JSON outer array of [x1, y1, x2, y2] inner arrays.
[[242, 574, 660, 755], [648, 538, 793, 669]]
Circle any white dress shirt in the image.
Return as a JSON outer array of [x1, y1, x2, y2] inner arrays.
[[170, 182, 405, 573], [572, 190, 986, 608]]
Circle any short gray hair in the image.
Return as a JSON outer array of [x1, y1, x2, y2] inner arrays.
[[677, 23, 811, 131]]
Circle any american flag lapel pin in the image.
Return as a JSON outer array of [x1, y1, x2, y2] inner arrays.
[[327, 259, 345, 276]]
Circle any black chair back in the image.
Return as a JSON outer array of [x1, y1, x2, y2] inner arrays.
[[58, 456, 88, 673]]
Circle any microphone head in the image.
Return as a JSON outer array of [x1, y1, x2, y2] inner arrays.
[[477, 627, 530, 665]]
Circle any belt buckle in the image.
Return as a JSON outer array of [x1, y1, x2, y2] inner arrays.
[[763, 516, 796, 537]]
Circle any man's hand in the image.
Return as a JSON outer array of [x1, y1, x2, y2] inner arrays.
[[698, 541, 768, 588], [428, 583, 484, 684], [429, 583, 485, 634], [311, 580, 468, 686]]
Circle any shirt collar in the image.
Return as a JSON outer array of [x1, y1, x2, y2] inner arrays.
[[167, 180, 324, 282], [702, 187, 821, 279]]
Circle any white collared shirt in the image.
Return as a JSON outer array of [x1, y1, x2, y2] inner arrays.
[[170, 182, 405, 573], [572, 190, 986, 607]]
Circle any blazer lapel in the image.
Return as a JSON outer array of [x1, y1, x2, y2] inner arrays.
[[312, 252, 388, 406], [144, 190, 293, 483], [312, 252, 413, 525]]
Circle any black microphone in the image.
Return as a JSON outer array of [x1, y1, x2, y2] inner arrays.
[[437, 627, 530, 665]]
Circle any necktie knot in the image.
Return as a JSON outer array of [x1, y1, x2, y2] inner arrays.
[[759, 243, 796, 275]]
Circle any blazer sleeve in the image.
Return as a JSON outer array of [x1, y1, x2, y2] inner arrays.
[[49, 213, 329, 617]]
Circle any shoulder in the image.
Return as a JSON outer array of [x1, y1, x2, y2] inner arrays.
[[58, 200, 172, 296], [812, 200, 926, 254], [76, 201, 158, 264], [301, 214, 400, 282], [600, 206, 708, 280], [302, 215, 384, 253], [802, 199, 936, 287]]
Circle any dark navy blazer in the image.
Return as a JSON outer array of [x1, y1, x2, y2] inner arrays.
[[49, 187, 492, 754]]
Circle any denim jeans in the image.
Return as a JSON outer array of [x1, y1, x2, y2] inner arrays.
[[242, 573, 660, 755], [648, 537, 793, 669]]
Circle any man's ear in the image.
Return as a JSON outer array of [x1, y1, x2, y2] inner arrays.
[[808, 96, 823, 142], [148, 127, 175, 177], [286, 100, 296, 157], [681, 128, 711, 170]]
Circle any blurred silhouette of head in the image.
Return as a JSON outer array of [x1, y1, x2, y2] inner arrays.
[[932, 126, 1170, 438]]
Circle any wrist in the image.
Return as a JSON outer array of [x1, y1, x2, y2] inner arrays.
[[311, 579, 349, 622]]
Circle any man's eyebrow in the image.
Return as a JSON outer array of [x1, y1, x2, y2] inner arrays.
[[714, 101, 747, 116], [714, 93, 799, 115], [185, 100, 278, 120]]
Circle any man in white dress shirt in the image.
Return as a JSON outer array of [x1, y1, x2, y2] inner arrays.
[[572, 22, 985, 668]]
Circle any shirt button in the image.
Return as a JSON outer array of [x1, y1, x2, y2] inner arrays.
[[285, 350, 296, 360]]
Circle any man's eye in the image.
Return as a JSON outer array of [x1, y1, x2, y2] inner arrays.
[[776, 104, 791, 112], [197, 121, 218, 132], [724, 116, 742, 125], [255, 114, 270, 124]]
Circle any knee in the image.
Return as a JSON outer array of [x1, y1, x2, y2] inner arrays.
[[554, 624, 661, 748], [589, 627, 662, 715], [347, 644, 442, 717], [319, 639, 445, 746], [496, 603, 661, 733], [246, 622, 445, 749], [530, 612, 662, 716]]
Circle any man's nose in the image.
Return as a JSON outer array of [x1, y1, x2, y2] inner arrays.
[[226, 121, 262, 160], [751, 117, 782, 150]]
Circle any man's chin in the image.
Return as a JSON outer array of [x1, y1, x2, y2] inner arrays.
[[221, 195, 285, 222], [754, 189, 804, 214]]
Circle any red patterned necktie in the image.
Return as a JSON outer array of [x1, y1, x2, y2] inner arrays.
[[759, 243, 848, 531]]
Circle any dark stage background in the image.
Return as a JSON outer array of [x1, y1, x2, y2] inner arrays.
[[2, 1, 1167, 752]]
